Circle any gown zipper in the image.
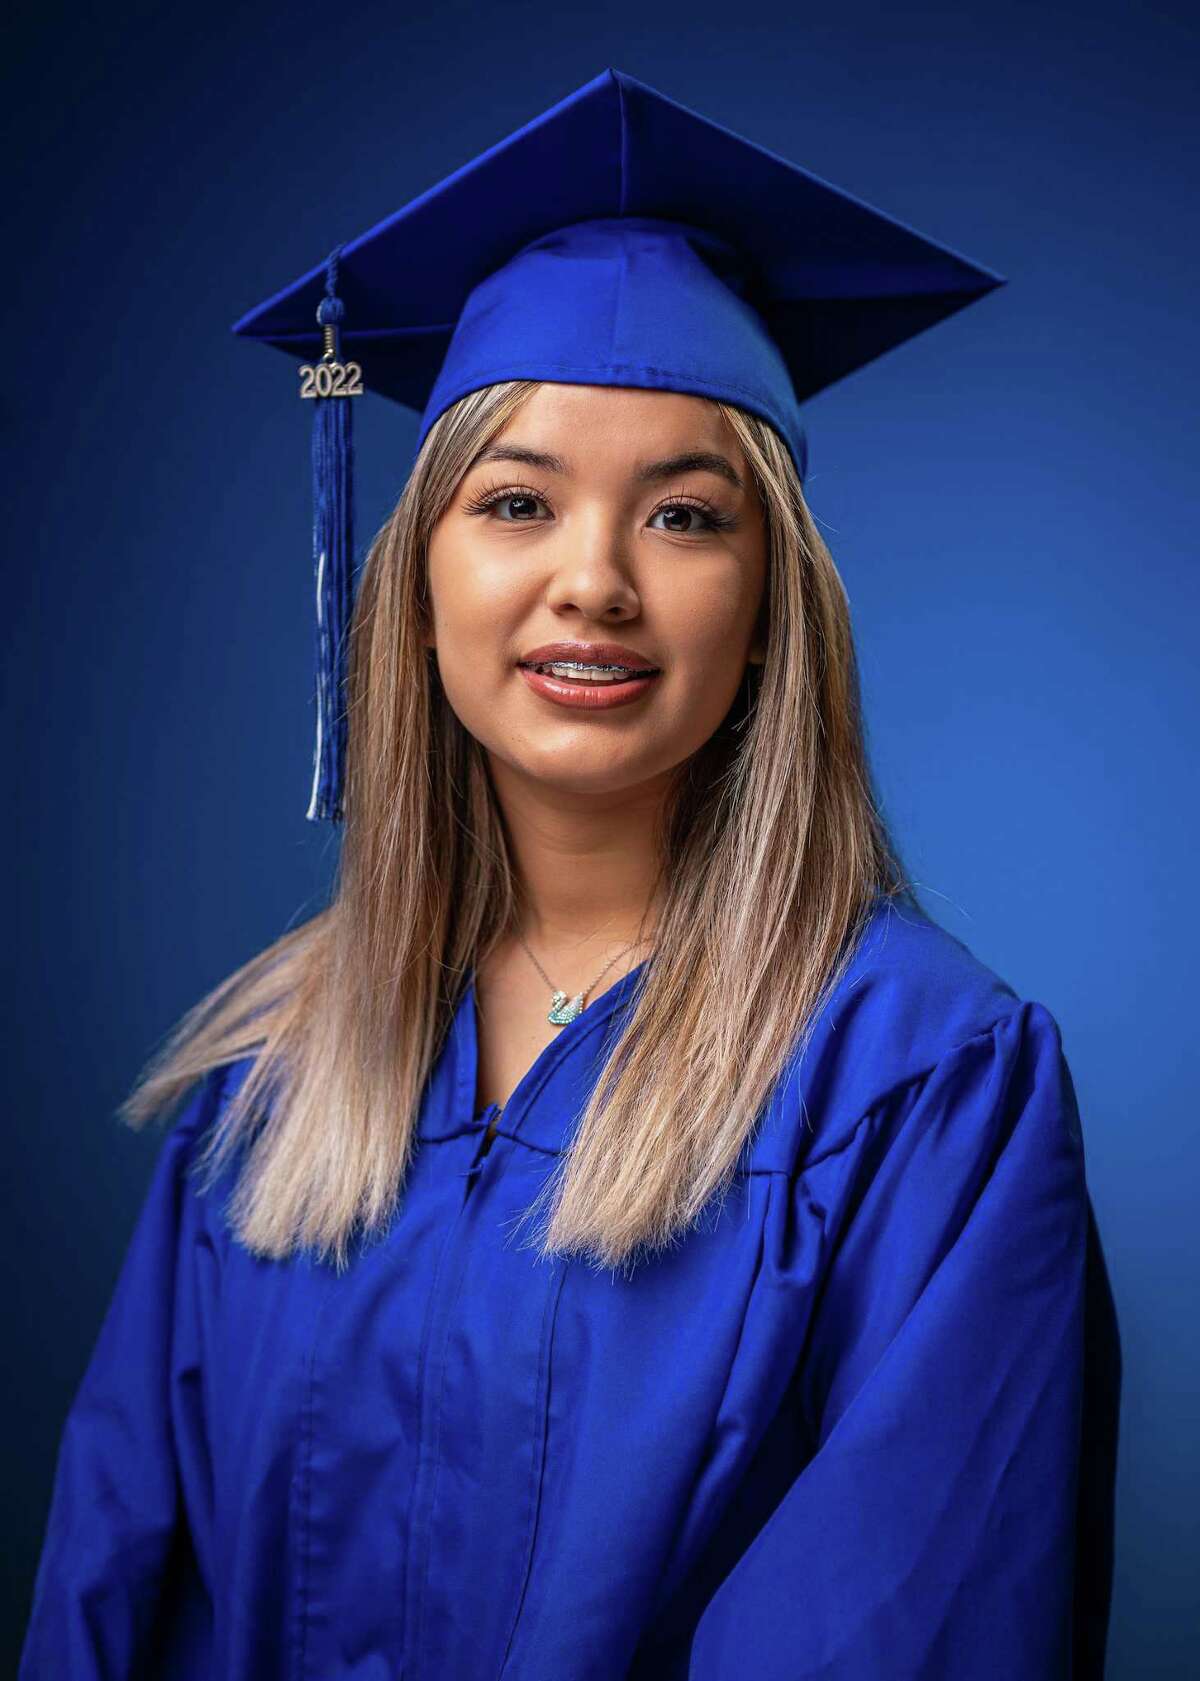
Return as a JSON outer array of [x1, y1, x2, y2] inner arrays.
[[405, 1097, 507, 1674], [462, 1101, 503, 1201]]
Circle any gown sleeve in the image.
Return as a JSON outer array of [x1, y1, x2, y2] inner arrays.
[[687, 999, 1116, 1681], [19, 1067, 230, 1681]]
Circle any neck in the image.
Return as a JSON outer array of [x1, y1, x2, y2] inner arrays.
[[488, 758, 669, 966]]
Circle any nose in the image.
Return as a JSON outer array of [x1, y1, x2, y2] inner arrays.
[[542, 510, 640, 620]]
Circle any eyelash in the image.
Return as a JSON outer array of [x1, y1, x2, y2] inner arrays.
[[461, 480, 737, 534]]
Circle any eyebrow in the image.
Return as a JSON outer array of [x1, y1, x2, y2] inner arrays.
[[470, 443, 745, 492]]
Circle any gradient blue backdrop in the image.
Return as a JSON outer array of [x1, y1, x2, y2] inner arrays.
[[4, 1, 1196, 1673]]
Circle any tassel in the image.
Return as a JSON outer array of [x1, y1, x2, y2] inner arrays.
[[306, 246, 356, 822]]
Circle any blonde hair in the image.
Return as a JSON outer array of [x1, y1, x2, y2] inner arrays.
[[120, 380, 916, 1275]]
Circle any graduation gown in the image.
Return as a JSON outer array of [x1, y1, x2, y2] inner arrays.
[[19, 896, 1120, 1679]]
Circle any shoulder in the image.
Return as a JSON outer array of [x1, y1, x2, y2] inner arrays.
[[745, 895, 1051, 1173], [167, 1054, 257, 1146], [155, 1053, 261, 1217]]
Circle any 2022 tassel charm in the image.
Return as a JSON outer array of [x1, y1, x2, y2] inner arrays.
[[298, 245, 362, 823]]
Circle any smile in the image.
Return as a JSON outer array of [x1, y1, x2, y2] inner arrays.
[[516, 662, 662, 711], [523, 660, 654, 683]]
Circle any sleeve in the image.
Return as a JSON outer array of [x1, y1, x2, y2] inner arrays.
[[687, 1000, 1119, 1681], [19, 1068, 230, 1681]]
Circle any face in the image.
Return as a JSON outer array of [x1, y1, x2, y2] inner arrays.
[[423, 383, 768, 801]]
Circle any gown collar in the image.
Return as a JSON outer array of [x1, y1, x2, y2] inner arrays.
[[415, 895, 911, 1163], [417, 958, 653, 1153]]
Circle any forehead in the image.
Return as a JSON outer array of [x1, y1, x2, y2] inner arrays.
[[489, 382, 741, 462]]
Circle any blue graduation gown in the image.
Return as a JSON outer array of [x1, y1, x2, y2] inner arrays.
[[20, 897, 1119, 1679]]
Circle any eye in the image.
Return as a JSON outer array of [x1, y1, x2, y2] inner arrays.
[[462, 482, 550, 522], [647, 498, 735, 536], [461, 483, 737, 535], [486, 491, 547, 522]]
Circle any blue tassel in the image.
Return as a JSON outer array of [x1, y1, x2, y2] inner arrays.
[[307, 247, 355, 823]]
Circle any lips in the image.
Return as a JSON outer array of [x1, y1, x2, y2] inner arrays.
[[517, 663, 661, 711]]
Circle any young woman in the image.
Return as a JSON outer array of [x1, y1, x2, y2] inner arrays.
[[21, 68, 1119, 1681]]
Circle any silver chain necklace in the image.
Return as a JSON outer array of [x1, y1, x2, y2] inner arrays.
[[516, 931, 649, 1027]]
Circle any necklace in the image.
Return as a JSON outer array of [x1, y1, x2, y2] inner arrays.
[[516, 931, 648, 1027]]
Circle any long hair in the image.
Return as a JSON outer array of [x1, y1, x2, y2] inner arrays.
[[119, 379, 917, 1275]]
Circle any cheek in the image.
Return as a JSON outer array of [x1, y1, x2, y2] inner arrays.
[[648, 564, 761, 668], [424, 540, 526, 734], [426, 541, 531, 681]]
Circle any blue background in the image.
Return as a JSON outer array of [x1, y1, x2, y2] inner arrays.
[[4, 1, 1196, 1672]]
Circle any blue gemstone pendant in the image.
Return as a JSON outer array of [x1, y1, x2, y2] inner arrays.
[[548, 989, 586, 1026]]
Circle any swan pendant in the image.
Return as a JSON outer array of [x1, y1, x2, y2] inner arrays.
[[548, 989, 586, 1026]]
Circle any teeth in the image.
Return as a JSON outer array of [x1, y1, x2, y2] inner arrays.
[[533, 660, 650, 683]]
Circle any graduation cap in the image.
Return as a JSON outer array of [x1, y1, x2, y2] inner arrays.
[[231, 66, 1004, 824]]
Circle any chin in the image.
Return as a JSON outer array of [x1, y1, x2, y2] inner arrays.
[[494, 739, 668, 798]]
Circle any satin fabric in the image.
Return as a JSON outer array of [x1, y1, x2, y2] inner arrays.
[[230, 67, 1004, 486], [20, 895, 1119, 1679]]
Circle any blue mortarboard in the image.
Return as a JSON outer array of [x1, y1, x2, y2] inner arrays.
[[231, 66, 1004, 823]]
